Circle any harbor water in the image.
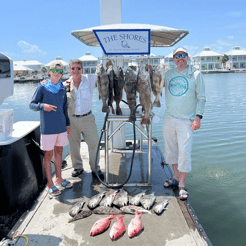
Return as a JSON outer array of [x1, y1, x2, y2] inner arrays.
[[1, 73, 246, 246]]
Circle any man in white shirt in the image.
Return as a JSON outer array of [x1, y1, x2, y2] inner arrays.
[[65, 59, 104, 180]]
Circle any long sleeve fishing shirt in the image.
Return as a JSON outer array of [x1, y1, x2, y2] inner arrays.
[[29, 83, 70, 135], [164, 65, 206, 120]]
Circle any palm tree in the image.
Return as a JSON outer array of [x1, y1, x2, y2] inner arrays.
[[221, 55, 229, 69]]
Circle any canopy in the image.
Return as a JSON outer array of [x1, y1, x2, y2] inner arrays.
[[71, 23, 189, 47]]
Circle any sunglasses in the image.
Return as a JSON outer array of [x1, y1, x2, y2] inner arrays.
[[51, 69, 63, 74], [173, 53, 188, 59], [71, 67, 82, 70]]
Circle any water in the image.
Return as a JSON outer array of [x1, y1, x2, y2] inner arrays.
[[1, 73, 246, 245]]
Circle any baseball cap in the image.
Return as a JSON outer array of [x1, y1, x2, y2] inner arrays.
[[49, 60, 64, 70], [173, 47, 188, 56]]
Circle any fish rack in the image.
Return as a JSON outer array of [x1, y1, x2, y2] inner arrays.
[[104, 111, 153, 187]]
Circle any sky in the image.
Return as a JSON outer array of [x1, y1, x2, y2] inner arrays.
[[1, 0, 246, 65]]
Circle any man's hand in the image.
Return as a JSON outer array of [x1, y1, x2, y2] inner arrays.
[[191, 116, 201, 130], [67, 126, 71, 136], [40, 80, 47, 84], [43, 104, 57, 112]]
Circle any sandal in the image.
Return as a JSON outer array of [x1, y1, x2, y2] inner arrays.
[[47, 186, 61, 197], [179, 186, 189, 200], [164, 178, 179, 188], [56, 179, 73, 189]]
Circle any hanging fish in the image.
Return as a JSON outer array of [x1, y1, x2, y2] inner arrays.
[[90, 215, 116, 236], [124, 67, 137, 122], [106, 62, 115, 114], [114, 66, 125, 115], [109, 216, 126, 240], [137, 66, 152, 125], [152, 63, 165, 107], [96, 64, 110, 113]]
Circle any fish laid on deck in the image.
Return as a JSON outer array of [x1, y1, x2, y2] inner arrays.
[[69, 196, 86, 217], [100, 190, 118, 207], [152, 197, 170, 215], [113, 189, 128, 208], [140, 192, 156, 210], [128, 210, 144, 238], [96, 64, 110, 113], [124, 67, 137, 121], [114, 66, 125, 115], [137, 66, 152, 125], [109, 216, 126, 240], [93, 206, 124, 215], [152, 63, 165, 107], [129, 190, 146, 206], [90, 215, 116, 236], [87, 191, 106, 209], [68, 210, 93, 223], [120, 205, 152, 214]]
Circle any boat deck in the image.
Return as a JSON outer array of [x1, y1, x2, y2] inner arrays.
[[9, 141, 211, 246]]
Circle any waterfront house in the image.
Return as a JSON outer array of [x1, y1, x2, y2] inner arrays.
[[192, 47, 222, 71], [14, 60, 43, 73], [225, 46, 246, 70], [78, 52, 98, 74], [45, 57, 69, 73], [164, 53, 176, 70], [13, 64, 33, 77]]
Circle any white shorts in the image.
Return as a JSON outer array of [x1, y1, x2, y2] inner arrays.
[[41, 132, 68, 151], [163, 118, 193, 173]]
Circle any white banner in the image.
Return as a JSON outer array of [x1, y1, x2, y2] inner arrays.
[[93, 29, 150, 55]]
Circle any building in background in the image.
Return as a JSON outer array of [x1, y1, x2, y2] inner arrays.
[[13, 63, 33, 77], [78, 52, 98, 74], [14, 60, 43, 74], [164, 53, 176, 70], [192, 47, 222, 71], [225, 46, 246, 70]]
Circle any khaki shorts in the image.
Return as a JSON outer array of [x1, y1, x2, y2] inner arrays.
[[41, 132, 68, 151]]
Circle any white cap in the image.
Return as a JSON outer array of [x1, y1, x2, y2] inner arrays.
[[173, 47, 188, 56]]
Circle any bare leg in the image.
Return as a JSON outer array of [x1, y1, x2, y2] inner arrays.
[[44, 150, 59, 195], [179, 172, 188, 199]]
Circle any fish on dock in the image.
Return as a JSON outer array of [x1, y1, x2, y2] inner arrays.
[[113, 189, 128, 208], [152, 63, 165, 107], [90, 215, 116, 236], [137, 66, 152, 125], [114, 66, 125, 115], [68, 210, 93, 223], [87, 191, 106, 210], [129, 190, 146, 206], [69, 196, 86, 217], [120, 205, 152, 215], [92, 206, 124, 215], [128, 210, 144, 238], [124, 67, 137, 122], [140, 192, 156, 210], [152, 198, 170, 215], [96, 64, 110, 113], [109, 216, 126, 240], [100, 190, 118, 207]]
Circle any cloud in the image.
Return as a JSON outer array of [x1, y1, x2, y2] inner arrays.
[[209, 39, 236, 54], [227, 11, 243, 17], [227, 35, 234, 40], [17, 41, 46, 56]]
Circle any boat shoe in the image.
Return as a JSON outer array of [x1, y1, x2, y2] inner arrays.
[[164, 178, 179, 188], [56, 179, 73, 189], [179, 186, 189, 201], [47, 186, 61, 197]]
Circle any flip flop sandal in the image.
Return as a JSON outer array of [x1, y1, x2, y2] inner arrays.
[[179, 186, 189, 200], [47, 186, 61, 197], [57, 179, 73, 189], [164, 178, 179, 188]]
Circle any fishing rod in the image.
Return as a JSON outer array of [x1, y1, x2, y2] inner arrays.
[[93, 103, 142, 189]]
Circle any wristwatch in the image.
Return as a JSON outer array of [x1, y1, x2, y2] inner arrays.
[[196, 114, 203, 119]]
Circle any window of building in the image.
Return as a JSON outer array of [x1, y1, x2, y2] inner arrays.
[[91, 68, 96, 74]]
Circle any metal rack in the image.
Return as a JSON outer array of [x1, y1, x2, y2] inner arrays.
[[104, 113, 152, 186]]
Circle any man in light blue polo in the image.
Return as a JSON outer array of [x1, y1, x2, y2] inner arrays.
[[163, 47, 206, 200]]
